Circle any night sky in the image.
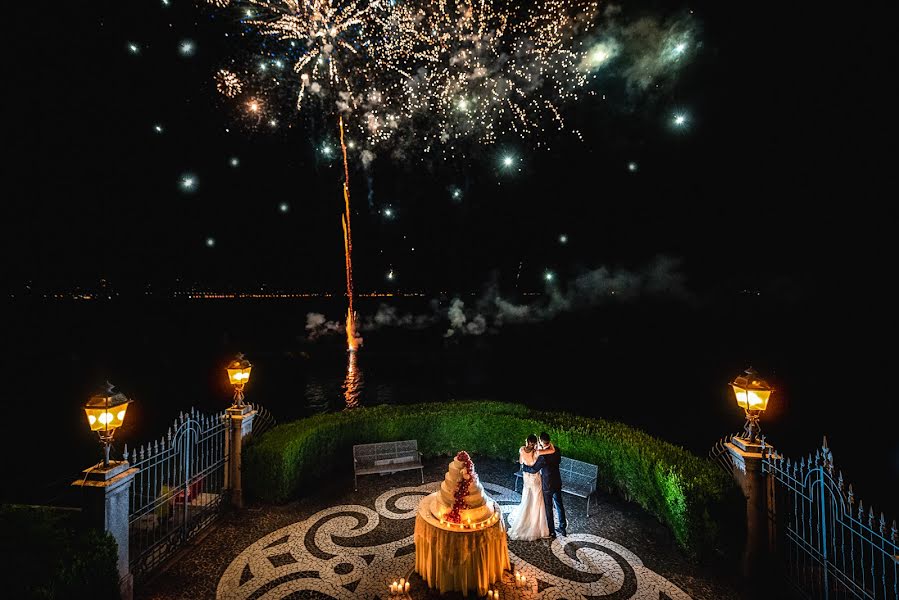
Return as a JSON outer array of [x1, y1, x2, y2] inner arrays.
[[17, 0, 891, 303]]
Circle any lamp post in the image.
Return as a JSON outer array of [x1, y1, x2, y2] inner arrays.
[[83, 381, 132, 468], [225, 353, 256, 509], [730, 367, 774, 444], [226, 353, 252, 408]]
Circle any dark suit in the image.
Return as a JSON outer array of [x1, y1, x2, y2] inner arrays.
[[521, 448, 567, 535]]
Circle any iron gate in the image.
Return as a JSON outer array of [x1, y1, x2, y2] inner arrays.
[[763, 437, 898, 599], [126, 408, 229, 581]]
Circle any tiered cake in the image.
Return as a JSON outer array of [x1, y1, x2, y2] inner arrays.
[[425, 451, 498, 527]]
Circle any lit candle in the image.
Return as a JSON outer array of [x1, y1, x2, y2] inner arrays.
[[392, 581, 398, 595], [488, 591, 494, 599], [404, 581, 410, 593], [522, 575, 527, 587], [496, 592, 500, 599], [399, 578, 405, 589]]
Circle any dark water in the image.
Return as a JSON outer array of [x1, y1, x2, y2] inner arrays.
[[2, 295, 896, 512]]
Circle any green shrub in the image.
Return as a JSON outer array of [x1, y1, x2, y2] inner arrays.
[[1, 504, 121, 600], [243, 400, 734, 557]]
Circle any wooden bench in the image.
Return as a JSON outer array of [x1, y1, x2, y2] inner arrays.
[[514, 455, 599, 516], [353, 440, 424, 491]]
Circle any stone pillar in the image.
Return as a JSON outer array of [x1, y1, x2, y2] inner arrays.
[[725, 436, 770, 578], [71, 460, 139, 600], [227, 405, 257, 509]]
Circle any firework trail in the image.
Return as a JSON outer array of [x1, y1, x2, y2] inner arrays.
[[340, 116, 362, 351]]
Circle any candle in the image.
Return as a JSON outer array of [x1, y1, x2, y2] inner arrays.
[[399, 578, 405, 588], [488, 591, 494, 599], [495, 592, 500, 599], [404, 582, 410, 593]]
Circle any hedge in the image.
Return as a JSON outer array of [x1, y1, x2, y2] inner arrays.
[[1, 504, 121, 600], [243, 400, 737, 556]]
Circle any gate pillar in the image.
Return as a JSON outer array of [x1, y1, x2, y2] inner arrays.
[[72, 460, 139, 600], [725, 435, 771, 578], [227, 405, 257, 509]]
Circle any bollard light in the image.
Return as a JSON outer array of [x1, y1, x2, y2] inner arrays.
[[226, 353, 252, 408], [84, 381, 132, 467], [730, 367, 774, 443]]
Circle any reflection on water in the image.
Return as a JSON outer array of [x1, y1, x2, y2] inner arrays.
[[342, 350, 364, 409]]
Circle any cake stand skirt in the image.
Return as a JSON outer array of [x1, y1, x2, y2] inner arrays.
[[414, 514, 510, 596]]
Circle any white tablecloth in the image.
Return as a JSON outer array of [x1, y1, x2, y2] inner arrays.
[[414, 493, 510, 596]]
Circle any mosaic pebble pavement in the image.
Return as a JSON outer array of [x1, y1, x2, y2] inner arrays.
[[137, 460, 745, 600]]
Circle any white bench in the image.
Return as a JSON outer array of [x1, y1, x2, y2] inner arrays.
[[353, 440, 424, 491], [514, 455, 599, 516]]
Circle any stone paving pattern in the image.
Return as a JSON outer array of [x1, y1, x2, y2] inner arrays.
[[136, 458, 747, 600]]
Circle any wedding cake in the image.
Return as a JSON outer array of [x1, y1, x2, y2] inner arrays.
[[427, 451, 497, 526]]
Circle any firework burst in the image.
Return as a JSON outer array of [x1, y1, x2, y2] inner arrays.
[[215, 69, 244, 97], [204, 1, 696, 153]]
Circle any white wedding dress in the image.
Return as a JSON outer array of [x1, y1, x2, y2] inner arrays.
[[507, 446, 550, 540]]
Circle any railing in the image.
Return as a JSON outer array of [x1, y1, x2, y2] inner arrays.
[[709, 432, 740, 476], [246, 402, 276, 440], [125, 408, 229, 582], [763, 437, 898, 599]]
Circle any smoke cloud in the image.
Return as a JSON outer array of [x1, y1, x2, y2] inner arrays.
[[304, 255, 692, 343]]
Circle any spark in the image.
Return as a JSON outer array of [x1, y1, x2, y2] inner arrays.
[[180, 173, 198, 191], [229, 157, 240, 167], [205, 237, 216, 247], [153, 124, 164, 133], [451, 188, 462, 200], [673, 113, 688, 127], [321, 144, 333, 157], [279, 202, 290, 213], [544, 271, 555, 282], [127, 42, 140, 55], [502, 155, 516, 168], [383, 208, 393, 218], [628, 161, 638, 172], [247, 99, 261, 113], [387, 269, 395, 280], [559, 234, 568, 244], [179, 39, 196, 57]]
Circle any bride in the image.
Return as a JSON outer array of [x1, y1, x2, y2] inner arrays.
[[507, 434, 550, 540]]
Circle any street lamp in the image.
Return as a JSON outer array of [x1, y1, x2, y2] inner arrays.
[[226, 353, 252, 408], [83, 382, 132, 467], [730, 367, 774, 444]]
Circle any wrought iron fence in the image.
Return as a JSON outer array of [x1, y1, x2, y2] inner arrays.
[[763, 436, 898, 599], [709, 432, 740, 476], [245, 402, 276, 440], [125, 408, 229, 581]]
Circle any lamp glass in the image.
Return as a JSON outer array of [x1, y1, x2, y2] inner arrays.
[[731, 385, 771, 411], [227, 365, 252, 386], [84, 395, 130, 433]]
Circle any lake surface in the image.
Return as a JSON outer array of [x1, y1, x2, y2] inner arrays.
[[3, 294, 896, 511]]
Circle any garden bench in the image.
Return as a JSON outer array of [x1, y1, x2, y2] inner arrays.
[[353, 440, 424, 491], [514, 455, 599, 516]]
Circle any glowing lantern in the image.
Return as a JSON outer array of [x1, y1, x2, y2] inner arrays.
[[226, 353, 252, 407], [83, 382, 132, 467], [730, 367, 774, 443]]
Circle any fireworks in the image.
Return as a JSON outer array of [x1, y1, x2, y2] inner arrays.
[[201, 2, 699, 152], [203, 0, 611, 150], [216, 69, 243, 98]]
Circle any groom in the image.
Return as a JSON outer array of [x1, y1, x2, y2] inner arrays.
[[520, 432, 567, 538]]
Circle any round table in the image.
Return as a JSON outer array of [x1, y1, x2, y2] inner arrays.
[[414, 493, 510, 596]]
